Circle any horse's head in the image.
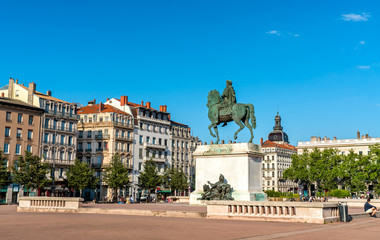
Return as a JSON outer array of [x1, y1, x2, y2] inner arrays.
[[207, 89, 222, 108]]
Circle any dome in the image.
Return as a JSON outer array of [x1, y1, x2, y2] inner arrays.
[[267, 112, 289, 143]]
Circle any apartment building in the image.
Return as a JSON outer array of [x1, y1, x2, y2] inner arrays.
[[77, 101, 134, 200], [297, 131, 380, 155], [105, 96, 171, 200], [170, 120, 201, 193], [0, 78, 79, 196], [261, 113, 297, 192], [0, 96, 44, 203]]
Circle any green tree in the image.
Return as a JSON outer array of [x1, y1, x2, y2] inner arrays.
[[103, 154, 130, 201], [12, 151, 50, 195], [139, 159, 162, 199], [163, 167, 188, 196], [66, 159, 99, 197], [0, 151, 11, 188]]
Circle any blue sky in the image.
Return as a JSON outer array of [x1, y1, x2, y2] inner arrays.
[[1, 0, 379, 145]]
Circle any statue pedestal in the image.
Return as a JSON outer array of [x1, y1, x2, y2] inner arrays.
[[190, 143, 266, 205]]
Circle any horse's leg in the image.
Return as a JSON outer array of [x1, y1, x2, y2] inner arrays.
[[208, 124, 216, 137], [213, 125, 219, 144], [233, 117, 245, 140], [244, 115, 254, 143]]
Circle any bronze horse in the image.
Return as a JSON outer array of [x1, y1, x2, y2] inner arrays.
[[207, 90, 256, 144]]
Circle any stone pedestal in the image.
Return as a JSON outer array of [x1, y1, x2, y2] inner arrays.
[[190, 143, 266, 205]]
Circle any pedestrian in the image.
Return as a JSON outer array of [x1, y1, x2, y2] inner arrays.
[[364, 198, 377, 218]]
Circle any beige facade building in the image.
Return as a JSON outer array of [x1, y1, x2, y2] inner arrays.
[[261, 113, 298, 192], [297, 131, 380, 155], [77, 101, 134, 201], [0, 78, 79, 196], [170, 120, 201, 193], [0, 97, 44, 203]]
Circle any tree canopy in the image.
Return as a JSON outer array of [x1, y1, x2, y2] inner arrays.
[[283, 144, 380, 195], [139, 159, 162, 195], [103, 154, 130, 200], [163, 167, 188, 195], [66, 159, 98, 197], [12, 151, 50, 193], [0, 151, 11, 188]]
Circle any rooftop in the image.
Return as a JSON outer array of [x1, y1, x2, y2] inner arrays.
[[78, 103, 131, 116], [262, 140, 297, 151]]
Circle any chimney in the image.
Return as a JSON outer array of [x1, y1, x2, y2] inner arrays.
[[221, 140, 225, 144], [210, 141, 213, 145], [333, 137, 337, 140], [204, 142, 207, 145], [28, 82, 36, 105], [120, 96, 128, 106], [164, 105, 167, 112], [15, 79, 18, 84], [317, 137, 321, 141], [146, 102, 151, 109], [88, 99, 96, 106], [168, 115, 171, 120], [106, 98, 109, 101], [365, 133, 369, 138], [141, 100, 144, 106], [228, 140, 232, 144], [362, 135, 364, 139], [46, 90, 52, 96], [260, 138, 263, 147], [311, 136, 317, 142], [99, 102, 104, 111], [159, 105, 164, 112], [1, 92, 4, 97], [8, 78, 14, 99], [357, 131, 360, 139]]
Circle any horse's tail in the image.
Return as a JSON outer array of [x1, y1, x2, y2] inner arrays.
[[246, 104, 256, 129]]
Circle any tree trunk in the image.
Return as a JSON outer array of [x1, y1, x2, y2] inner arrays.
[[80, 189, 83, 199]]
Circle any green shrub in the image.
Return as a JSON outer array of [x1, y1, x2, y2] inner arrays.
[[329, 189, 351, 198]]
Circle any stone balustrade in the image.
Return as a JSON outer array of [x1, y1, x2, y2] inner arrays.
[[206, 201, 339, 224], [18, 197, 84, 212]]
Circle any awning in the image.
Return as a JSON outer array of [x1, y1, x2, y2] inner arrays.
[[158, 190, 172, 193]]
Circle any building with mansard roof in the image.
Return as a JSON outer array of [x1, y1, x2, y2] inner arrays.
[[261, 113, 297, 192]]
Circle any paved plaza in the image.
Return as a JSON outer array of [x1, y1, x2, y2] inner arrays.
[[1, 204, 380, 240]]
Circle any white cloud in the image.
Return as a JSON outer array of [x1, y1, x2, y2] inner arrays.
[[357, 65, 370, 69], [342, 13, 370, 22], [267, 30, 280, 35], [360, 41, 366, 44]]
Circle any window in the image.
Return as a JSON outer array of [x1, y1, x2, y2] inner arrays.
[[45, 118, 49, 128], [28, 115, 34, 125], [138, 162, 142, 171], [78, 143, 83, 150], [153, 137, 156, 144], [99, 117, 103, 122], [5, 127, 10, 137], [27, 130, 33, 140], [116, 130, 119, 138], [146, 136, 150, 143], [159, 138, 162, 145], [3, 143, 9, 154], [52, 134, 56, 144], [165, 139, 168, 146], [6, 112, 11, 121], [87, 130, 92, 138], [16, 128, 22, 138], [68, 152, 72, 161], [44, 133, 49, 143], [27, 145, 32, 152], [61, 135, 65, 144], [79, 131, 83, 138], [272, 172, 275, 177], [53, 120, 57, 130], [139, 149, 143, 159], [87, 143, 91, 150], [15, 144, 21, 155], [61, 121, 66, 131], [359, 151, 363, 155], [17, 114, 22, 123], [69, 122, 73, 132], [139, 135, 143, 144], [68, 136, 73, 146], [59, 168, 64, 178], [60, 151, 64, 160], [43, 150, 48, 159]]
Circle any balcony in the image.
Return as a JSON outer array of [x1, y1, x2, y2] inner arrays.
[[43, 158, 74, 166], [45, 110, 79, 120], [137, 115, 170, 125], [91, 162, 102, 168], [85, 149, 92, 152], [143, 157, 166, 163], [143, 142, 167, 150], [95, 134, 110, 139], [96, 148, 103, 152], [115, 136, 133, 142]]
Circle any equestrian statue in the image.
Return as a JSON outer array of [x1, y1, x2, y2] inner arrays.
[[207, 80, 256, 144]]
